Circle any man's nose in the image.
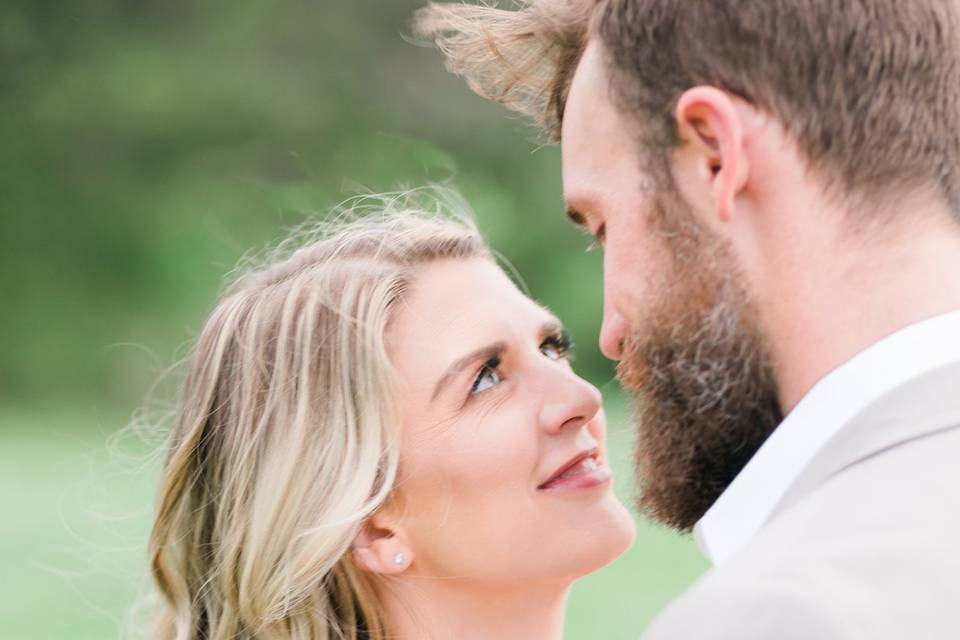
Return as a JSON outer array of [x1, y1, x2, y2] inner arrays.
[[600, 308, 629, 361]]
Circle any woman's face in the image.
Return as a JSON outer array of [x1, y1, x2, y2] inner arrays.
[[384, 257, 635, 587]]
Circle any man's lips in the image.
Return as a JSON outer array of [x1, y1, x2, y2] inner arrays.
[[537, 447, 603, 490]]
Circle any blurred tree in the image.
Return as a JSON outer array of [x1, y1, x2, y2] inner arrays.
[[0, 0, 614, 411]]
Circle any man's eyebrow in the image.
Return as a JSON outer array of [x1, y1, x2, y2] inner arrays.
[[431, 341, 507, 403]]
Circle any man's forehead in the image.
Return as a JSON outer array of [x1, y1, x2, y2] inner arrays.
[[562, 43, 608, 139], [562, 46, 631, 169]]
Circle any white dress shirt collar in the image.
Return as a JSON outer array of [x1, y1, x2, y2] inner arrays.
[[694, 308, 960, 565]]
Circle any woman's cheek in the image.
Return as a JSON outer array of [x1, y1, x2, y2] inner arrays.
[[587, 410, 607, 444]]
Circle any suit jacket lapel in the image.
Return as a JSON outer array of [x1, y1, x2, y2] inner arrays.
[[771, 360, 960, 521]]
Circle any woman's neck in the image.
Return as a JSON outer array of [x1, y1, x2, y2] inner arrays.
[[379, 576, 571, 640]]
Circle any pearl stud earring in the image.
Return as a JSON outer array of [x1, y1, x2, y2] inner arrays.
[[392, 552, 406, 566]]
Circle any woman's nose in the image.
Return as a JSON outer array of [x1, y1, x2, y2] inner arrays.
[[537, 369, 603, 436]]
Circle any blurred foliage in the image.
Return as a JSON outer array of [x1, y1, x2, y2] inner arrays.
[[0, 0, 614, 412]]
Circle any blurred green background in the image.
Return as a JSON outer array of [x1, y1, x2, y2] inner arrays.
[[0, 0, 707, 637]]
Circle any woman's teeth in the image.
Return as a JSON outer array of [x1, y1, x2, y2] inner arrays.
[[556, 456, 598, 480]]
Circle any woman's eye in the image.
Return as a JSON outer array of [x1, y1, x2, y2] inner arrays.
[[540, 333, 573, 361], [541, 344, 563, 361], [470, 361, 501, 394]]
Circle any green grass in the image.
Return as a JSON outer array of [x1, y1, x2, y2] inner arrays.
[[0, 398, 706, 639], [0, 408, 160, 639]]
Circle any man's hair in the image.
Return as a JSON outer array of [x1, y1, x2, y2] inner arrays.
[[416, 0, 960, 213]]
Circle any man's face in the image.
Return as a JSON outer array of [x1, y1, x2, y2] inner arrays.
[[560, 43, 659, 361], [561, 42, 784, 531]]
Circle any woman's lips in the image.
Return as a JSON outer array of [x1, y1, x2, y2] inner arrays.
[[537, 449, 612, 491]]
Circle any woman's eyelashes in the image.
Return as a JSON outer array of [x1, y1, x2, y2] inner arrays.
[[467, 331, 575, 398], [540, 330, 574, 361], [470, 355, 502, 395]]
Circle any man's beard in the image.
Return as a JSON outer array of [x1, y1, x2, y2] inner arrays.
[[618, 188, 784, 532]]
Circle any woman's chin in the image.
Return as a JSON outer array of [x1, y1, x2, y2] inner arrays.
[[555, 496, 637, 581], [593, 497, 637, 565]]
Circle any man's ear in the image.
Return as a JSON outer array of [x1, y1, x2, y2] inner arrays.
[[351, 515, 413, 575], [675, 86, 750, 223]]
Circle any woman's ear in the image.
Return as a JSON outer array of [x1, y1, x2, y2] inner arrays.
[[675, 86, 750, 224], [352, 518, 413, 575]]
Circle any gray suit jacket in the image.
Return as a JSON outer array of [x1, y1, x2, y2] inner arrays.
[[643, 361, 960, 639]]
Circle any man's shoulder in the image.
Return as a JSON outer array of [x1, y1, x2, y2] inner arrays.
[[643, 427, 960, 639], [644, 509, 873, 640], [642, 566, 851, 640]]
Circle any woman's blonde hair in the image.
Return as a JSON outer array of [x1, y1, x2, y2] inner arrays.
[[148, 190, 489, 640]]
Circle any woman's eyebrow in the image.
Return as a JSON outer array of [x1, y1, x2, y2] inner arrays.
[[540, 319, 563, 339], [431, 341, 507, 402]]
